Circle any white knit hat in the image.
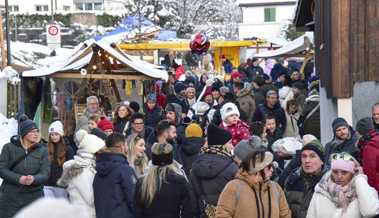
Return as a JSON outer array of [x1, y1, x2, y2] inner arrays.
[[48, 121, 64, 136], [221, 102, 240, 121], [75, 130, 105, 154]]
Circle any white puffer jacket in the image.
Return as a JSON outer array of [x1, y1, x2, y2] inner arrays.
[[307, 174, 379, 218], [58, 151, 97, 218]]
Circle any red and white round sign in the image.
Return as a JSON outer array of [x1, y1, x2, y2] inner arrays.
[[48, 25, 59, 36]]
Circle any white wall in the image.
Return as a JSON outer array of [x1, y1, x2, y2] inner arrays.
[[238, 2, 296, 39]]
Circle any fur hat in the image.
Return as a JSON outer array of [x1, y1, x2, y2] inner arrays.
[[221, 102, 240, 121], [48, 121, 64, 136], [165, 103, 182, 125], [234, 135, 262, 162], [356, 117, 375, 135], [18, 114, 38, 137], [97, 117, 114, 131], [185, 123, 203, 138], [75, 130, 105, 154], [151, 143, 174, 166], [207, 124, 232, 146]]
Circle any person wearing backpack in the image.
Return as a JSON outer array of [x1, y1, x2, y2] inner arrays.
[[0, 115, 50, 218], [216, 145, 291, 218]]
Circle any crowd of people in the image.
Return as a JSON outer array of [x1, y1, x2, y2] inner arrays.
[[1, 59, 379, 218]]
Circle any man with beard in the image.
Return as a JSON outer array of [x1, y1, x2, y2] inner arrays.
[[76, 96, 102, 132], [324, 117, 360, 164], [372, 103, 379, 132]]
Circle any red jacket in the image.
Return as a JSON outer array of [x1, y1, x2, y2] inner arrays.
[[220, 120, 250, 146], [361, 130, 379, 192]]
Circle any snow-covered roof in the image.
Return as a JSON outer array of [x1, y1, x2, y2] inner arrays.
[[254, 32, 313, 58], [22, 39, 168, 81]]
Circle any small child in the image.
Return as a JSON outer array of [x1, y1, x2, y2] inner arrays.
[[88, 115, 100, 131], [219, 102, 250, 146]]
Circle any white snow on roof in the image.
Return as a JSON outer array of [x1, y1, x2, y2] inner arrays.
[[254, 32, 313, 58], [23, 39, 168, 81]]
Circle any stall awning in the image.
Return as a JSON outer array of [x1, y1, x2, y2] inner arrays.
[[254, 32, 314, 58], [22, 39, 168, 81]]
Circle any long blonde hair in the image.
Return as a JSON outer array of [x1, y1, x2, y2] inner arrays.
[[139, 143, 184, 206], [126, 134, 148, 176]]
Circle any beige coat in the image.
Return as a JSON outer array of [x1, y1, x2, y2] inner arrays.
[[216, 172, 291, 218]]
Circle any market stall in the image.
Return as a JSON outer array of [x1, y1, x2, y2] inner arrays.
[[22, 39, 168, 137]]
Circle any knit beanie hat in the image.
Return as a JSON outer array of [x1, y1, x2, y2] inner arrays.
[[301, 142, 325, 161], [97, 117, 114, 131], [129, 101, 140, 113], [356, 117, 375, 135], [165, 103, 182, 124], [185, 123, 203, 138], [332, 117, 349, 132], [18, 114, 38, 137], [174, 82, 187, 94], [221, 102, 240, 121], [234, 135, 262, 162], [147, 93, 157, 103], [75, 130, 105, 154], [203, 86, 213, 98], [207, 124, 232, 146], [48, 121, 64, 136]]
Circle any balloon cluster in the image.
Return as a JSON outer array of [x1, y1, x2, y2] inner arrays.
[[189, 33, 210, 55]]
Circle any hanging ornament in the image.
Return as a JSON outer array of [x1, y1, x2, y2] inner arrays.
[[189, 33, 210, 55]]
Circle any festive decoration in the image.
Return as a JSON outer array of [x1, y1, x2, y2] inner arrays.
[[190, 32, 210, 54]]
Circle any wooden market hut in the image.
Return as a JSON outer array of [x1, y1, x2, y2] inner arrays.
[[294, 0, 379, 143], [22, 39, 168, 137]]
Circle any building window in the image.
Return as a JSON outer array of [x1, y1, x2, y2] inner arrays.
[[35, 5, 49, 12], [85, 3, 93, 10], [63, 5, 71, 11], [75, 3, 84, 10], [9, 5, 19, 12], [264, 8, 276, 22], [94, 3, 103, 10]]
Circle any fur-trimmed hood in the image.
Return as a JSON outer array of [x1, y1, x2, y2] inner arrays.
[[57, 150, 96, 187]]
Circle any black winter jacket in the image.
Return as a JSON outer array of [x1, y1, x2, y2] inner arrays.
[[143, 104, 163, 128], [135, 171, 196, 218], [180, 137, 205, 177], [253, 103, 287, 132], [113, 118, 129, 134], [190, 153, 238, 206], [93, 153, 136, 218]]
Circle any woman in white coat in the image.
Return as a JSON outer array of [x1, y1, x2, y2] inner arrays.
[[307, 152, 379, 218], [57, 130, 105, 218]]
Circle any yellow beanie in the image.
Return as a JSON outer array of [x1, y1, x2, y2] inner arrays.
[[185, 123, 203, 138]]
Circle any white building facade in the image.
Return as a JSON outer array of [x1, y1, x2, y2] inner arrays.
[[0, 0, 127, 15], [238, 0, 297, 40]]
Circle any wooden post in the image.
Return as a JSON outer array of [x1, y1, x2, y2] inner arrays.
[[0, 13, 6, 68]]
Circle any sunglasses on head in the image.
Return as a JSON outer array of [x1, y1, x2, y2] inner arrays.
[[331, 152, 355, 162]]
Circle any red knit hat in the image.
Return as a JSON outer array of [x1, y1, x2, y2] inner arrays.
[[97, 117, 114, 131], [231, 71, 241, 80], [203, 86, 213, 98]]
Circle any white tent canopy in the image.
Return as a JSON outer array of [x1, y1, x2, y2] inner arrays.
[[254, 32, 314, 58], [22, 39, 168, 81]]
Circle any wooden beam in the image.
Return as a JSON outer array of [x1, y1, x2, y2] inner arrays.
[[49, 73, 152, 80]]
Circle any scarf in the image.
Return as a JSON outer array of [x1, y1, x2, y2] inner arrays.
[[201, 144, 233, 158], [317, 173, 357, 217]]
